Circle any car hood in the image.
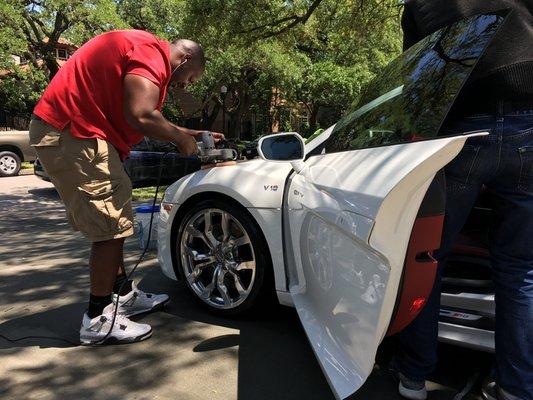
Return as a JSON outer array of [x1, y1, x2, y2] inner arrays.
[[163, 158, 293, 209]]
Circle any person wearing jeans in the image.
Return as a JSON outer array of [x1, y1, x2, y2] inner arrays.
[[397, 1, 533, 399], [396, 108, 533, 400]]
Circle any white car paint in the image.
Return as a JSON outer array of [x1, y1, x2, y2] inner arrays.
[[158, 131, 485, 399], [158, 126, 335, 290], [285, 135, 482, 398], [157, 12, 504, 398], [158, 158, 292, 291]]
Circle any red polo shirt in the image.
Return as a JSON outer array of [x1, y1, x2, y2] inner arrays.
[[34, 30, 171, 160]]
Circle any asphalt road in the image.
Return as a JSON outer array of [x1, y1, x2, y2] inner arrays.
[[0, 174, 494, 400]]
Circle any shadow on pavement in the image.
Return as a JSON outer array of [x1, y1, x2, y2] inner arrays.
[[0, 179, 493, 400], [0, 261, 493, 400], [140, 271, 335, 400], [28, 187, 60, 200]]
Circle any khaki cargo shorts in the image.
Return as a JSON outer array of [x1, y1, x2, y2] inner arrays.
[[29, 118, 134, 242]]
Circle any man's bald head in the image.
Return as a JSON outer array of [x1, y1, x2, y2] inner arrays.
[[168, 39, 205, 89], [171, 39, 205, 70]]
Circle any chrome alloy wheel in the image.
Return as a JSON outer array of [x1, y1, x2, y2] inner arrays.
[[180, 208, 256, 309], [0, 155, 17, 175]]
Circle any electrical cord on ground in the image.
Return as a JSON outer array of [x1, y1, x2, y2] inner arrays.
[[0, 334, 80, 346], [0, 149, 177, 347]]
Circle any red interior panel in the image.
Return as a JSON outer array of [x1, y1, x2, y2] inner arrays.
[[386, 215, 444, 336]]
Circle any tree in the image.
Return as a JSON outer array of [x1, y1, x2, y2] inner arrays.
[[297, 61, 369, 132], [0, 1, 26, 69], [4, 0, 126, 79], [0, 0, 404, 131], [0, 67, 48, 113], [116, 0, 185, 39], [160, 0, 401, 137]]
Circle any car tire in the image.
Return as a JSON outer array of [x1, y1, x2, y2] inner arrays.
[[0, 151, 21, 177], [174, 198, 273, 315]]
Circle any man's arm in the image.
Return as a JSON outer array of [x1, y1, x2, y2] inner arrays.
[[123, 74, 198, 155]]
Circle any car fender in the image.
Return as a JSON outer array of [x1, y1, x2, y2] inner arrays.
[[163, 159, 293, 209], [160, 158, 293, 292]]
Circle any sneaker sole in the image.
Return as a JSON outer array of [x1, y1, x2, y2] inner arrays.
[[121, 297, 171, 318], [399, 382, 427, 400], [390, 367, 427, 400], [80, 328, 153, 346]]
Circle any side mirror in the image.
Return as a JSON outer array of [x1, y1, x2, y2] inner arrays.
[[257, 132, 306, 162]]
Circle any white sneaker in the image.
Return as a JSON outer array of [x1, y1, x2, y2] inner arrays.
[[398, 372, 427, 400], [114, 281, 170, 317], [79, 303, 153, 345]]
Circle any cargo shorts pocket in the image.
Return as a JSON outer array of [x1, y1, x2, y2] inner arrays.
[[518, 145, 533, 192], [77, 179, 133, 240], [29, 119, 61, 147], [31, 133, 61, 147]]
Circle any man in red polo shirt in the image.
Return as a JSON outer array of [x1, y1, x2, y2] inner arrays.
[[29, 30, 220, 345]]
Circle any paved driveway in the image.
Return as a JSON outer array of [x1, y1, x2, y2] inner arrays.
[[0, 175, 493, 400]]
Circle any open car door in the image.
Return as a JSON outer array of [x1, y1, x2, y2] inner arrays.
[[285, 14, 506, 399]]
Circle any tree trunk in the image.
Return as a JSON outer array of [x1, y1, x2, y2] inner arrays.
[[42, 51, 60, 79], [309, 105, 319, 133], [201, 99, 221, 130]]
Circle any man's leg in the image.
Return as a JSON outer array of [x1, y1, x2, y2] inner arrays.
[[113, 267, 133, 296], [395, 118, 497, 386], [395, 175, 482, 380], [87, 238, 125, 318], [486, 125, 533, 400], [90, 238, 125, 296], [29, 121, 152, 344], [489, 189, 533, 400]]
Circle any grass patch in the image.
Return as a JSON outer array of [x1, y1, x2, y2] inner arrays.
[[21, 161, 33, 169], [132, 185, 168, 201]]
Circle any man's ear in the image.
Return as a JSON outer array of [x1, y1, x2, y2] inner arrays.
[[177, 54, 191, 69]]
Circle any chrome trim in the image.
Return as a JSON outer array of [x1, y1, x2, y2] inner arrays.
[[438, 322, 494, 353]]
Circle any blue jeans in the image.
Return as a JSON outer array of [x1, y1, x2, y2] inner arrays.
[[396, 111, 533, 399]]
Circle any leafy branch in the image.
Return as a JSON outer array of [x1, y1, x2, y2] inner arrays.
[[240, 0, 324, 39]]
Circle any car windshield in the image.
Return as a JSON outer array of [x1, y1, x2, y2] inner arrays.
[[319, 13, 505, 154]]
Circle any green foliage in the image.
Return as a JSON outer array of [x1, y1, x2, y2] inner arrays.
[[0, 0, 127, 112], [63, 0, 129, 45], [0, 67, 48, 113], [2, 0, 127, 70], [0, 0, 404, 130], [174, 0, 403, 134], [117, 0, 185, 40], [0, 1, 26, 69]]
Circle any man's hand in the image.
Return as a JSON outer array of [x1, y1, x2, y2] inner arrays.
[[173, 133, 198, 156], [211, 132, 225, 142]]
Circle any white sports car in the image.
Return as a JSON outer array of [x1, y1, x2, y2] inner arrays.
[[158, 14, 504, 400]]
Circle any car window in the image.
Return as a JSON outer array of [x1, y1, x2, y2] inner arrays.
[[323, 13, 505, 154]]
